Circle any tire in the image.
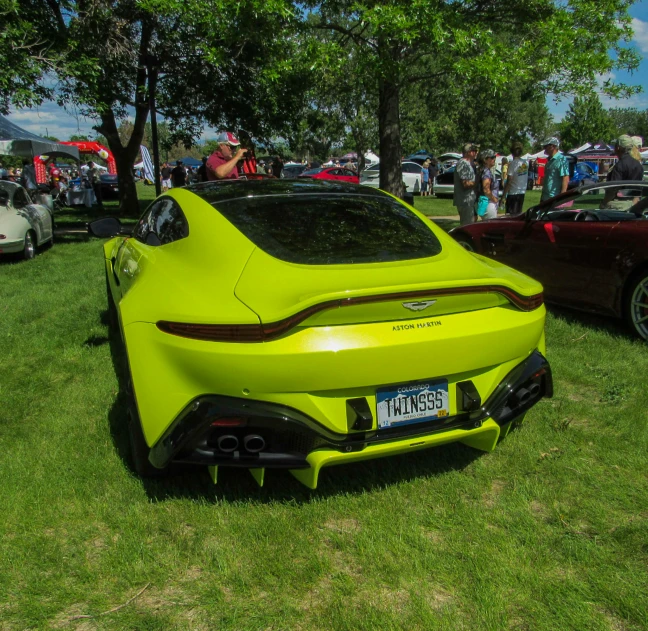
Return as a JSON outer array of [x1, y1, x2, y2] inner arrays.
[[455, 236, 475, 252], [105, 270, 118, 331], [127, 398, 168, 478], [23, 231, 36, 260], [624, 270, 648, 340]]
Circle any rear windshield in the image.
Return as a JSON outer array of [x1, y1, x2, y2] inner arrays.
[[214, 193, 442, 265]]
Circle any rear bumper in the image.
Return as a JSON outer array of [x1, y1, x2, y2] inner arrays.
[[0, 238, 25, 254], [149, 350, 552, 486]]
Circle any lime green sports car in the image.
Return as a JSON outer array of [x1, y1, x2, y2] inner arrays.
[[91, 179, 552, 489]]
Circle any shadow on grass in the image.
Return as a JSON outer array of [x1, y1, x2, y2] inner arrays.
[[546, 303, 636, 342], [102, 308, 484, 504]]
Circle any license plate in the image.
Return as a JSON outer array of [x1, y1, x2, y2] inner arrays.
[[376, 379, 449, 429]]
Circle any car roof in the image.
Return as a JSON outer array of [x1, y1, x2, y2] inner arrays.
[[186, 178, 385, 205]]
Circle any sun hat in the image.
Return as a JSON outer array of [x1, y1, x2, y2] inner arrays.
[[542, 137, 560, 147], [216, 131, 240, 146]]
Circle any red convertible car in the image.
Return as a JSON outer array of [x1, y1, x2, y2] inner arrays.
[[299, 167, 359, 184], [449, 181, 648, 339]]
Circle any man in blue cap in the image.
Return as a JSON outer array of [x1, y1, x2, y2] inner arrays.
[[541, 137, 569, 201], [206, 131, 248, 180]]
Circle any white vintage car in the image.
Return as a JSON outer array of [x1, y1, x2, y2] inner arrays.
[[359, 161, 423, 194], [0, 181, 54, 259]]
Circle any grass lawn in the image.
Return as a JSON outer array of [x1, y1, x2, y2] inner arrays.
[[0, 187, 647, 630], [415, 190, 543, 217]]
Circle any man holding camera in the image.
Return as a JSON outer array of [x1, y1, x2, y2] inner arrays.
[[206, 131, 248, 180]]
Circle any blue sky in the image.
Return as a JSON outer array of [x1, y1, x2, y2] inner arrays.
[[6, 1, 648, 142]]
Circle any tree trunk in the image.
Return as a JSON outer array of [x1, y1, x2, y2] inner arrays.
[[94, 18, 154, 216], [98, 109, 148, 216], [378, 78, 403, 198]]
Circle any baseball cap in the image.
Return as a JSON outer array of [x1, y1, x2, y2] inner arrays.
[[631, 136, 643, 148], [543, 137, 560, 147], [463, 142, 478, 153], [216, 131, 240, 146]]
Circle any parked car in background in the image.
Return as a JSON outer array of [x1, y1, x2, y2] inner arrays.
[[0, 181, 54, 260], [434, 167, 455, 197], [449, 180, 648, 339], [299, 167, 359, 184], [434, 166, 503, 198], [360, 161, 423, 193], [89, 178, 552, 488], [100, 173, 119, 199], [283, 164, 308, 178], [438, 153, 462, 171]]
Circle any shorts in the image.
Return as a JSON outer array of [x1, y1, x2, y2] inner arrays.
[[483, 202, 498, 220], [421, 180, 429, 193], [456, 202, 475, 226], [505, 193, 525, 215], [162, 179, 171, 188]]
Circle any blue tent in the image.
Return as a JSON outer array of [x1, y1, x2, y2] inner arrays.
[[174, 156, 202, 167]]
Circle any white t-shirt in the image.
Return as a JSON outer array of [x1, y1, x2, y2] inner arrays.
[[507, 158, 529, 195]]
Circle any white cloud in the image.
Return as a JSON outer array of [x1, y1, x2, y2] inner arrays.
[[632, 18, 648, 53], [6, 102, 97, 140]]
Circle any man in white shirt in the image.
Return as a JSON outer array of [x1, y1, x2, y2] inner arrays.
[[503, 142, 529, 214]]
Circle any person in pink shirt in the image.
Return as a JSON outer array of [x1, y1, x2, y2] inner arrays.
[[206, 131, 248, 180]]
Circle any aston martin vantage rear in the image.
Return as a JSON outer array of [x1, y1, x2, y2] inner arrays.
[[91, 179, 551, 488]]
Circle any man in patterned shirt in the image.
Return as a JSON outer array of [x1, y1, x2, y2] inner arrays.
[[541, 137, 569, 201], [453, 143, 478, 225]]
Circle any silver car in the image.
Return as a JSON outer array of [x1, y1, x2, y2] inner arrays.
[[0, 181, 54, 259]]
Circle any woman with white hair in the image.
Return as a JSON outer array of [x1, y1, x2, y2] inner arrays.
[[630, 136, 643, 162], [475, 149, 499, 220]]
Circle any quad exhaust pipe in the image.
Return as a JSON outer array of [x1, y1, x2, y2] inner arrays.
[[216, 434, 266, 453], [513, 382, 541, 407], [217, 435, 239, 453], [243, 434, 266, 453]]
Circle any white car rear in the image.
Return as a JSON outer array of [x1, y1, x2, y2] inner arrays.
[[360, 161, 423, 193]]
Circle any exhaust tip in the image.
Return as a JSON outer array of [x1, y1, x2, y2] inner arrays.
[[514, 387, 532, 406], [243, 434, 265, 453], [528, 383, 541, 397], [217, 435, 239, 453]]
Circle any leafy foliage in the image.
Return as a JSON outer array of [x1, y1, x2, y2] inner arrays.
[[558, 94, 615, 149]]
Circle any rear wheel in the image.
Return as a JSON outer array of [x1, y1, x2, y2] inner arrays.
[[455, 236, 475, 252], [23, 231, 36, 260], [127, 402, 168, 477], [625, 270, 648, 340]]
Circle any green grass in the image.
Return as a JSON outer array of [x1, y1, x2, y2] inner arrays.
[[416, 190, 543, 217], [1, 201, 647, 630]]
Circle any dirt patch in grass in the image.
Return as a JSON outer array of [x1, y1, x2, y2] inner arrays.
[[529, 500, 549, 520], [323, 518, 360, 534], [482, 478, 506, 508]]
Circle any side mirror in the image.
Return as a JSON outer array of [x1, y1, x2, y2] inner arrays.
[[88, 217, 124, 238], [0, 190, 9, 206]]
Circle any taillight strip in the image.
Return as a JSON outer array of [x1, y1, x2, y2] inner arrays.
[[157, 285, 543, 343]]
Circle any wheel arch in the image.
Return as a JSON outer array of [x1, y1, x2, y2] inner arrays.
[[450, 229, 477, 251]]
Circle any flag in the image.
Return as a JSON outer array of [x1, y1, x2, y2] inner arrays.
[[140, 145, 155, 183]]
